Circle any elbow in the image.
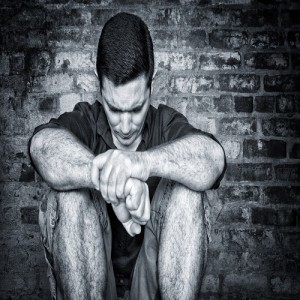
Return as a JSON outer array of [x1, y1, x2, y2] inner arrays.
[[195, 142, 226, 192]]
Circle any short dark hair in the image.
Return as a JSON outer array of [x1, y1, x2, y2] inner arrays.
[[96, 12, 154, 89]]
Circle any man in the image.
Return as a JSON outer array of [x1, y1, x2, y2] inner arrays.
[[29, 12, 225, 300]]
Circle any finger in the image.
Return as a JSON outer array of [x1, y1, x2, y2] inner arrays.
[[112, 202, 130, 224], [142, 184, 151, 223], [132, 183, 150, 225], [116, 171, 128, 200], [107, 166, 119, 205], [125, 179, 142, 211], [99, 163, 112, 203], [129, 191, 145, 222], [122, 219, 141, 236]]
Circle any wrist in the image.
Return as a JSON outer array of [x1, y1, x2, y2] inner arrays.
[[139, 150, 153, 179]]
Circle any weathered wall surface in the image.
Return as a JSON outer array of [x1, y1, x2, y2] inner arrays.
[[0, 0, 299, 299]]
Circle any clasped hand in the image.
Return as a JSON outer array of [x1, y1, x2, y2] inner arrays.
[[91, 149, 150, 236]]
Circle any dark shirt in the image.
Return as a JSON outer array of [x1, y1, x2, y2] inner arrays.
[[29, 101, 224, 280]]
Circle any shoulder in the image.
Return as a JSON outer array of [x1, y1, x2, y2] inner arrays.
[[70, 101, 103, 123], [156, 104, 188, 124]]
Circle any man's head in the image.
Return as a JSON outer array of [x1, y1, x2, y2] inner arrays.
[[96, 13, 154, 150], [96, 12, 154, 89]]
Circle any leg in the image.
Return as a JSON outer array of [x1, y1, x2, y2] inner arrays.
[[130, 179, 207, 300], [39, 189, 117, 300]]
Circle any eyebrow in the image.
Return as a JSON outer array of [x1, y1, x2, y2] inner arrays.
[[104, 97, 145, 112]]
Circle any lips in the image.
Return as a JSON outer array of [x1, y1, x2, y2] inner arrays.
[[117, 132, 133, 139]]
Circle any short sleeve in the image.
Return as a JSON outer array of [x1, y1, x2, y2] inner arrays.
[[32, 102, 96, 146], [158, 104, 226, 189], [28, 102, 97, 173]]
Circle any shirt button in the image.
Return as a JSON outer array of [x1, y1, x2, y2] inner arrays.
[[120, 279, 124, 284]]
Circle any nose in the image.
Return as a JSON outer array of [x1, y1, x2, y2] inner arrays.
[[120, 112, 131, 135]]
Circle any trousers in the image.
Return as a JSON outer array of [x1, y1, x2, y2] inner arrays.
[[39, 179, 210, 300]]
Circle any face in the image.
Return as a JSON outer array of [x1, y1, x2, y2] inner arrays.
[[100, 75, 151, 150]]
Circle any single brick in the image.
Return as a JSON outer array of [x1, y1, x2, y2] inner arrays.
[[155, 52, 197, 71], [0, 29, 46, 51], [264, 75, 300, 92], [91, 9, 120, 26], [26, 51, 51, 77], [281, 232, 300, 253], [220, 140, 241, 159], [261, 118, 300, 137], [276, 94, 296, 113], [244, 52, 288, 70], [218, 186, 259, 203], [169, 75, 213, 93], [0, 53, 9, 75], [234, 96, 253, 113], [59, 93, 81, 114], [290, 143, 300, 159], [20, 206, 39, 224], [243, 139, 286, 158], [218, 118, 256, 135], [5, 7, 46, 29], [39, 96, 57, 112], [274, 164, 300, 182], [287, 31, 300, 49], [0, 75, 25, 91], [250, 31, 284, 49], [55, 51, 93, 71], [291, 53, 300, 70], [225, 163, 272, 181], [32, 73, 74, 94], [256, 208, 299, 227], [254, 96, 275, 113], [48, 28, 86, 49], [10, 53, 24, 75], [223, 274, 267, 293], [46, 9, 90, 27], [187, 95, 233, 114], [218, 74, 260, 93], [282, 10, 300, 27], [214, 95, 234, 112], [199, 52, 241, 70], [151, 8, 178, 26], [19, 163, 35, 182], [0, 137, 29, 161], [216, 206, 249, 225], [0, 117, 27, 136], [179, 29, 206, 49], [264, 186, 300, 205], [153, 30, 178, 50], [210, 30, 248, 49]]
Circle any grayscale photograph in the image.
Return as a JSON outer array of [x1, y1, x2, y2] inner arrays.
[[0, 0, 299, 299]]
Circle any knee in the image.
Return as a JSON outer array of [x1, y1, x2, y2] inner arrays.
[[153, 179, 205, 220]]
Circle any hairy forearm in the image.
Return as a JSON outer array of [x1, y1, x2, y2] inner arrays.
[[144, 134, 225, 191], [30, 128, 95, 191]]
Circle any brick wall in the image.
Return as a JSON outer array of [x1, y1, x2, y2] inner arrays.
[[0, 0, 299, 299]]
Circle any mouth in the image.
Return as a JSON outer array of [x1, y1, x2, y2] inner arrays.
[[117, 133, 133, 140]]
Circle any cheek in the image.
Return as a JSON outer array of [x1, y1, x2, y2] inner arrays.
[[132, 112, 147, 128], [107, 113, 120, 127]]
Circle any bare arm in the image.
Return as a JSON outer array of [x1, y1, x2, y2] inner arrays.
[[30, 128, 95, 191], [143, 133, 225, 191], [92, 133, 225, 205]]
